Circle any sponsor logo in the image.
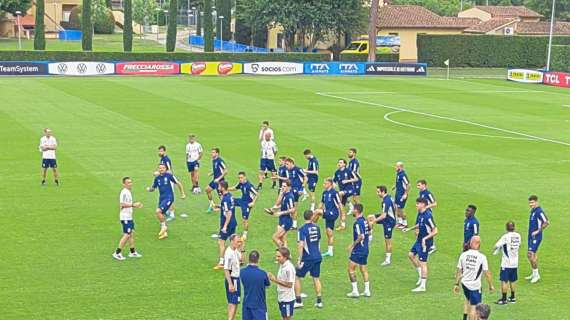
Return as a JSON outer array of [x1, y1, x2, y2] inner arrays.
[[58, 63, 68, 74], [244, 62, 303, 75], [310, 64, 330, 74], [96, 63, 107, 74], [507, 69, 543, 84], [191, 62, 207, 75], [77, 63, 87, 74], [218, 62, 234, 75], [0, 62, 47, 75], [116, 62, 180, 75], [543, 72, 570, 88], [48, 62, 114, 76], [251, 64, 260, 73], [339, 63, 359, 74], [365, 63, 427, 76]]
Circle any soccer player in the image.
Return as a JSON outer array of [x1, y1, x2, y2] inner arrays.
[[241, 250, 270, 320], [347, 148, 362, 207], [493, 221, 521, 305], [39, 128, 60, 186], [185, 134, 203, 194], [158, 145, 176, 220], [303, 149, 319, 211], [258, 132, 278, 190], [454, 236, 495, 320], [314, 178, 343, 257], [367, 185, 396, 266], [214, 181, 238, 270], [295, 210, 323, 309], [274, 156, 289, 189], [403, 198, 438, 292], [265, 180, 295, 248], [417, 179, 437, 253], [525, 195, 549, 283], [206, 148, 228, 212], [463, 205, 480, 251], [113, 177, 143, 261], [346, 204, 371, 298], [146, 163, 186, 240], [285, 158, 306, 229], [230, 172, 259, 240], [333, 159, 358, 231], [394, 161, 410, 228], [258, 120, 275, 142], [268, 247, 297, 320], [224, 234, 244, 320]]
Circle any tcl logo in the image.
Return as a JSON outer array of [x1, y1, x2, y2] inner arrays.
[[544, 72, 570, 87]]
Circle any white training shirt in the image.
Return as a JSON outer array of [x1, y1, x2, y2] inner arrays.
[[119, 188, 133, 221], [186, 142, 203, 162], [224, 247, 242, 278], [261, 140, 278, 160], [457, 249, 489, 291], [494, 232, 521, 269], [39, 136, 57, 159], [259, 128, 275, 141], [277, 260, 296, 302]]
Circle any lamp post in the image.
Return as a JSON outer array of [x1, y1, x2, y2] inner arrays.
[[219, 15, 224, 50], [546, 0, 557, 71], [164, 9, 168, 38], [200, 11, 204, 36], [15, 11, 22, 50], [155, 7, 161, 41]]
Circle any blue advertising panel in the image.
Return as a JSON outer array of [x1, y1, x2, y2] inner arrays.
[[0, 62, 48, 75], [304, 62, 365, 75], [365, 62, 427, 76]]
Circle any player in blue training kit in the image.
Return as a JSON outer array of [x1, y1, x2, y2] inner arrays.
[[229, 171, 259, 240], [463, 205, 479, 251], [394, 161, 410, 228], [404, 198, 438, 292], [525, 195, 549, 283], [346, 204, 371, 298], [265, 180, 296, 248], [146, 163, 186, 240], [206, 147, 228, 212], [417, 179, 438, 253], [214, 181, 238, 270], [285, 158, 306, 229], [241, 251, 271, 320], [347, 148, 362, 208], [303, 149, 319, 211], [333, 159, 358, 231], [368, 185, 396, 266], [315, 178, 343, 257], [294, 210, 323, 309], [157, 145, 177, 221]]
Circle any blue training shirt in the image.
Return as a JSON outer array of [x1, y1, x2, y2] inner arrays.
[[306, 156, 319, 181], [288, 166, 305, 190], [220, 192, 237, 228], [333, 168, 355, 192], [241, 265, 270, 310], [321, 188, 341, 218], [278, 165, 288, 179], [212, 157, 226, 180], [529, 206, 548, 236], [352, 216, 370, 256], [463, 216, 479, 244], [348, 158, 361, 181], [395, 170, 409, 197], [298, 222, 322, 262], [234, 181, 258, 203], [160, 155, 172, 172], [417, 209, 436, 240], [419, 189, 436, 206], [381, 195, 396, 225], [152, 173, 178, 199]]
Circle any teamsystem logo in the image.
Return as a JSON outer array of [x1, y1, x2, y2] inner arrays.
[[0, 64, 40, 74]]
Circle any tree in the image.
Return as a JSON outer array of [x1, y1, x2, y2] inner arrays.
[[105, 0, 112, 9], [133, 0, 157, 26], [196, 2, 202, 35], [0, 0, 33, 16], [368, 0, 378, 62], [81, 0, 93, 50], [203, 0, 214, 51], [123, 0, 133, 51], [34, 0, 45, 50], [166, 0, 177, 51], [236, 0, 271, 47], [216, 0, 231, 40]]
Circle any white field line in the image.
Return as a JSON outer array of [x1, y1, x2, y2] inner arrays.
[[316, 92, 570, 147], [563, 105, 570, 108], [384, 111, 535, 141], [316, 89, 543, 95]]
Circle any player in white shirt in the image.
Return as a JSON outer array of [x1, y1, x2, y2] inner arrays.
[[224, 234, 244, 320], [258, 132, 278, 190], [113, 177, 143, 261], [454, 236, 495, 320], [493, 220, 521, 305], [39, 128, 60, 186], [185, 135, 203, 194], [269, 247, 296, 320], [258, 120, 275, 142]]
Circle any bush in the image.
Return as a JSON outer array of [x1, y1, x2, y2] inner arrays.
[[94, 8, 115, 34], [339, 53, 398, 62], [68, 6, 81, 29], [417, 34, 570, 68], [0, 51, 332, 62], [551, 45, 570, 73]]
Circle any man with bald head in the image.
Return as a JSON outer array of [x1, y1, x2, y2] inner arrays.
[[454, 236, 495, 320], [39, 128, 60, 186], [393, 161, 410, 228]]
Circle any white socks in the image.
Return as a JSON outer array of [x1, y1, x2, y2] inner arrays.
[[402, 219, 408, 226], [341, 221, 346, 228], [160, 222, 167, 230], [419, 278, 427, 289], [328, 246, 333, 255], [364, 282, 370, 293], [532, 268, 539, 277], [310, 203, 315, 211], [386, 253, 392, 263], [218, 257, 224, 265], [293, 220, 298, 228], [351, 282, 358, 293]]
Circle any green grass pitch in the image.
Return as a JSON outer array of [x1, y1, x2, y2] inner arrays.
[[1, 75, 569, 319]]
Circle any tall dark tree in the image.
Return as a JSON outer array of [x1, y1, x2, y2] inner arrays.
[[81, 0, 93, 50], [367, 0, 379, 62], [34, 0, 45, 50], [196, 3, 202, 36], [123, 0, 133, 51], [166, 0, 177, 51], [216, 0, 231, 40], [105, 0, 112, 8], [203, 0, 214, 51]]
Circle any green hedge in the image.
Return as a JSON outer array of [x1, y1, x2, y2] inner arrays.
[[551, 45, 570, 73], [339, 53, 398, 62], [0, 51, 332, 62], [418, 35, 570, 68]]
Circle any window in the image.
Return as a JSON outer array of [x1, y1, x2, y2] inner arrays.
[[359, 43, 368, 52]]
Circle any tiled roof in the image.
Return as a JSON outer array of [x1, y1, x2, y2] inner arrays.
[[17, 15, 35, 26], [473, 6, 543, 18], [464, 18, 516, 33], [378, 5, 479, 29], [516, 21, 570, 35]]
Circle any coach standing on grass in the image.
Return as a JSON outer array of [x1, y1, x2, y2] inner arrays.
[[39, 128, 60, 186], [241, 250, 270, 320]]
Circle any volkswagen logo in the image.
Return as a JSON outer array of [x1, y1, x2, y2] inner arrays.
[[57, 63, 68, 74], [96, 63, 107, 74], [77, 63, 87, 74]]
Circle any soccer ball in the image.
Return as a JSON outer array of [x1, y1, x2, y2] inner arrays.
[[193, 187, 202, 194]]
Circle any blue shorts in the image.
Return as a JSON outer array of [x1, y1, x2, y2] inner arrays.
[[410, 240, 431, 262], [500, 267, 518, 282], [349, 252, 368, 266], [307, 178, 318, 192], [225, 277, 241, 305], [121, 220, 134, 234], [395, 195, 407, 209], [235, 199, 252, 220], [341, 189, 354, 205], [242, 307, 267, 320], [382, 223, 395, 239], [42, 159, 57, 168], [158, 198, 173, 213], [279, 216, 293, 232], [278, 300, 295, 318], [219, 224, 237, 241], [186, 160, 199, 172], [296, 260, 321, 278], [462, 284, 482, 306], [260, 158, 276, 172], [354, 181, 362, 196], [324, 215, 338, 230], [528, 235, 542, 253]]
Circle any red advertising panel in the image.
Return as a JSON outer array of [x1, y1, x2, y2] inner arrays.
[[543, 72, 570, 88], [115, 61, 180, 75]]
